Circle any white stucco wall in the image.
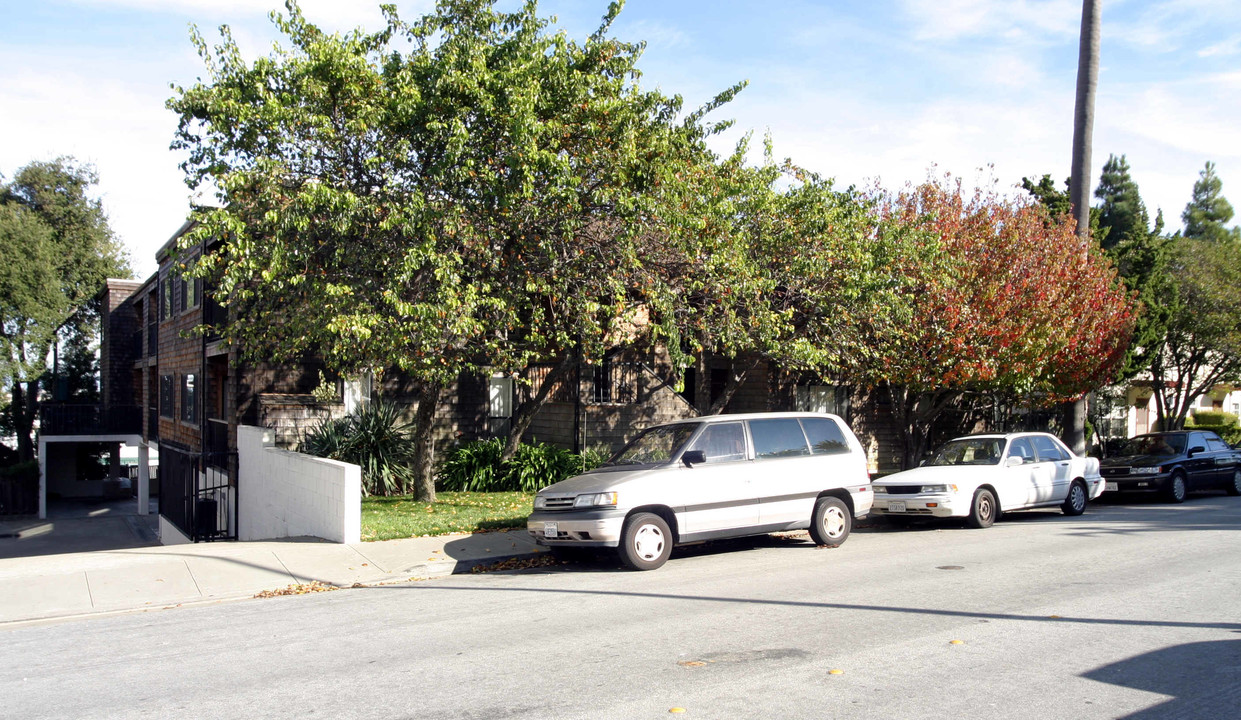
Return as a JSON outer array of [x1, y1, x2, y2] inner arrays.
[[236, 425, 361, 544]]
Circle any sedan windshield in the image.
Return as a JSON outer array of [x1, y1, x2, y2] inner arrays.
[[607, 423, 701, 466], [927, 438, 1006, 466], [1119, 434, 1186, 457]]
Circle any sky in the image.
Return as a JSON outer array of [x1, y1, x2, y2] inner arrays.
[[2, 0, 1238, 279]]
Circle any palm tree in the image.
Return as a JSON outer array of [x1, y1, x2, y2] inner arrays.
[[1065, 0, 1101, 454]]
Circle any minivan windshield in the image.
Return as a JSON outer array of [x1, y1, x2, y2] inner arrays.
[[607, 423, 701, 466], [927, 438, 1006, 466], [1119, 434, 1186, 457]]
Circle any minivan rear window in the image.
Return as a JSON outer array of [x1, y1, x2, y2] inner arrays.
[[750, 418, 811, 460], [800, 417, 849, 455]]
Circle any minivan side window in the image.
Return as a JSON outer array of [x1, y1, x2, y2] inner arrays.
[[685, 422, 747, 463], [749, 418, 811, 460], [800, 417, 849, 455]]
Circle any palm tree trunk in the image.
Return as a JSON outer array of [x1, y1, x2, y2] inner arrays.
[[1063, 0, 1101, 455]]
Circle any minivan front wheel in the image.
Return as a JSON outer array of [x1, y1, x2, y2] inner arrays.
[[618, 512, 673, 571], [809, 496, 851, 547]]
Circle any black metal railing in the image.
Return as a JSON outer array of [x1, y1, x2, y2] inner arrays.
[[146, 323, 158, 356], [0, 466, 39, 516], [159, 442, 237, 542], [40, 405, 142, 436]]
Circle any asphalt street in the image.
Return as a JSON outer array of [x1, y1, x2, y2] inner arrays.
[[4, 494, 1240, 719]]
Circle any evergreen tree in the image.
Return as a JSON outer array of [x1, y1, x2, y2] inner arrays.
[[1095, 154, 1150, 250], [1183, 161, 1240, 242]]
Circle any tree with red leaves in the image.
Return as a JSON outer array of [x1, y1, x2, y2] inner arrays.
[[851, 174, 1136, 468]]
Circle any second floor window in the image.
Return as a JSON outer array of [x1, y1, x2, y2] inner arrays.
[[160, 375, 173, 418], [181, 373, 198, 424], [160, 278, 171, 320]]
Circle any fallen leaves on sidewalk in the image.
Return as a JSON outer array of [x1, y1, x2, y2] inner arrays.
[[254, 581, 340, 599]]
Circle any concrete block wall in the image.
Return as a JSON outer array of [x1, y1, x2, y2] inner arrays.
[[237, 425, 361, 544]]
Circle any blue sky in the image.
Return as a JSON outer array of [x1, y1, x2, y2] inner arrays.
[[2, 0, 1238, 278]]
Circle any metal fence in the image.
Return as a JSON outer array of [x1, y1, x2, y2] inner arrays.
[[40, 405, 142, 436], [159, 442, 237, 541]]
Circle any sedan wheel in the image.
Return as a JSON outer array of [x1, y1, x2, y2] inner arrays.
[[1164, 472, 1187, 504], [966, 488, 997, 529], [1061, 481, 1088, 516]]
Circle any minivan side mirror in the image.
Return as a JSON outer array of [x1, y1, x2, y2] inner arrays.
[[681, 450, 706, 467]]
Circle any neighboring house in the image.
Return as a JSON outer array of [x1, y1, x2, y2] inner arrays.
[[1114, 379, 1241, 438]]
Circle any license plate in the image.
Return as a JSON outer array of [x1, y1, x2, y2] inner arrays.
[[888, 501, 907, 513], [1105, 482, 1118, 492], [543, 522, 558, 538]]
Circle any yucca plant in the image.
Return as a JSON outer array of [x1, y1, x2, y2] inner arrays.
[[301, 401, 418, 496]]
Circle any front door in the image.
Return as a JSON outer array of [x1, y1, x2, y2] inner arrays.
[[672, 422, 758, 536], [1030, 435, 1072, 503], [1001, 438, 1049, 509]]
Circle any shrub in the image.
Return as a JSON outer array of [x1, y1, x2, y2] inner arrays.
[[438, 439, 606, 492], [1186, 410, 1241, 446], [301, 401, 418, 496]]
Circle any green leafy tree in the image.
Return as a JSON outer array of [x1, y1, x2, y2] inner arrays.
[[0, 159, 129, 461], [1182, 161, 1240, 243], [168, 0, 731, 497], [1150, 238, 1241, 429], [1095, 154, 1150, 250]]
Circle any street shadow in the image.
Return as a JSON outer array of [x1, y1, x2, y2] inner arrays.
[[1082, 638, 1241, 718], [0, 498, 159, 559], [371, 583, 1241, 633]]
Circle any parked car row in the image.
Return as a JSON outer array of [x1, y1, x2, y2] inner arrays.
[[526, 414, 1241, 570]]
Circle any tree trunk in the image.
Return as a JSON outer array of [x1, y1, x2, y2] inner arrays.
[[411, 381, 442, 502], [693, 351, 711, 415], [706, 357, 758, 415], [11, 380, 39, 463], [1063, 0, 1101, 456], [502, 353, 576, 462]]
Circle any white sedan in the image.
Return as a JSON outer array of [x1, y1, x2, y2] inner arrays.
[[871, 432, 1105, 528]]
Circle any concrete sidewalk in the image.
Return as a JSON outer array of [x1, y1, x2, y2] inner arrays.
[[0, 520, 547, 626]]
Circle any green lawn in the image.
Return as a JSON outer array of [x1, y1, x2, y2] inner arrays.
[[360, 491, 535, 541]]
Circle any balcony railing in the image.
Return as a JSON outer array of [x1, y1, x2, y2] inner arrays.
[[40, 405, 142, 436]]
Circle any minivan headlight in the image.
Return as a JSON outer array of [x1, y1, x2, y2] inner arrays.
[[573, 492, 618, 508]]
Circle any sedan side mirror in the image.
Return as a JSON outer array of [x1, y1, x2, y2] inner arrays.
[[1188, 445, 1206, 457], [681, 450, 706, 467], [1005, 456, 1024, 467]]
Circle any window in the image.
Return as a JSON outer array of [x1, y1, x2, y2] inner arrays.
[[1008, 438, 1036, 464], [749, 418, 810, 460], [1206, 435, 1228, 452], [686, 422, 747, 463], [181, 373, 198, 424], [160, 277, 171, 320], [795, 385, 850, 419], [800, 417, 850, 455], [489, 375, 513, 419], [1031, 436, 1069, 462], [184, 277, 199, 310], [160, 375, 173, 418]]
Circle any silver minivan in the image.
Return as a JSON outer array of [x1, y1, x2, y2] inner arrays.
[[526, 412, 873, 570]]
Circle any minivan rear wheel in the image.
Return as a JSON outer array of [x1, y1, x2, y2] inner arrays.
[[809, 496, 851, 547], [618, 512, 672, 571]]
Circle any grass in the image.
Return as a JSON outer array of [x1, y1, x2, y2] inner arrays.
[[360, 491, 535, 541]]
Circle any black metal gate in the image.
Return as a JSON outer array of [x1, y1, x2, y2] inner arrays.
[[159, 442, 237, 541]]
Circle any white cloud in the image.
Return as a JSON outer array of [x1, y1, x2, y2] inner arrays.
[[899, 0, 1080, 43], [1199, 35, 1241, 57]]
